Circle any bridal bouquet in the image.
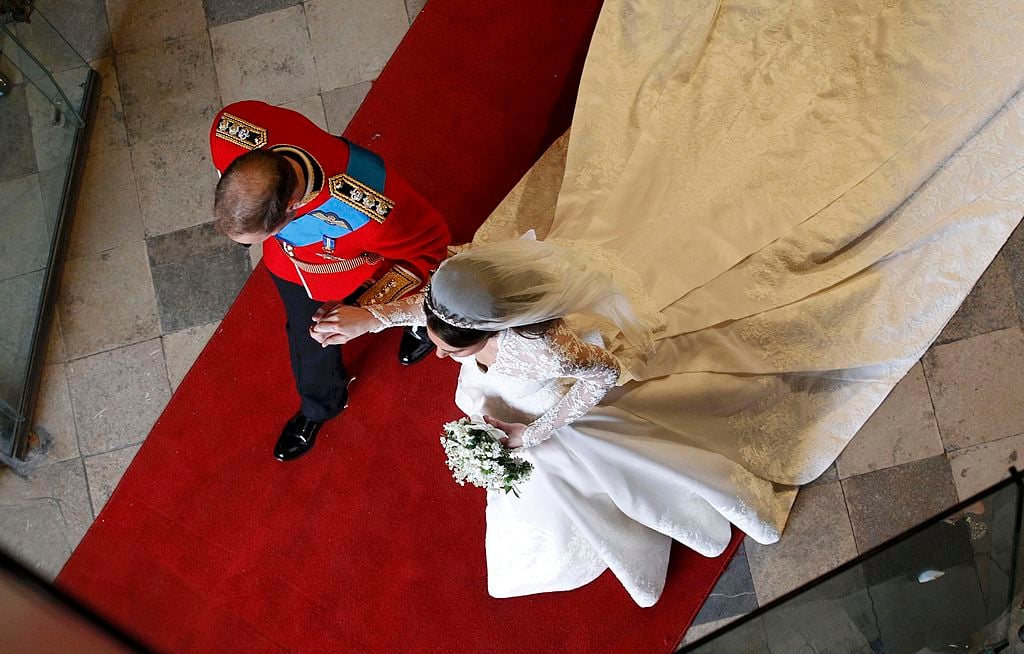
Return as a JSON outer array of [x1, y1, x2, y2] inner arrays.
[[440, 418, 533, 496]]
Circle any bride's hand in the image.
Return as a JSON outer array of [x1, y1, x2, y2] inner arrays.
[[483, 415, 526, 449], [310, 305, 383, 346]]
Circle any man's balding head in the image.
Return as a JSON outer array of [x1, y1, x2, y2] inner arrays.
[[214, 149, 299, 243]]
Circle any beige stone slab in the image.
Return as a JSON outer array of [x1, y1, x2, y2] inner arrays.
[[66, 340, 170, 456], [923, 327, 1024, 451], [106, 0, 207, 54], [248, 240, 264, 269], [0, 500, 73, 581], [404, 0, 429, 23], [88, 57, 130, 155], [835, 363, 943, 479], [67, 339, 169, 458], [131, 130, 216, 237], [0, 458, 94, 568], [117, 33, 220, 149], [32, 363, 80, 464], [948, 432, 1024, 502], [68, 145, 145, 257], [211, 6, 319, 107], [305, 0, 409, 91], [279, 94, 327, 132], [162, 321, 221, 391], [322, 81, 371, 135], [44, 308, 65, 364], [804, 462, 837, 488], [84, 444, 141, 515], [58, 241, 160, 360], [745, 482, 858, 604]]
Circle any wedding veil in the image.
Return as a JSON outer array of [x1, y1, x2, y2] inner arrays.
[[427, 238, 655, 352]]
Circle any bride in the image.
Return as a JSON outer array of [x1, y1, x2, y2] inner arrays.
[[311, 0, 1024, 607]]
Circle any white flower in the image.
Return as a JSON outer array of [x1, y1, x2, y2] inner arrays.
[[439, 417, 533, 495]]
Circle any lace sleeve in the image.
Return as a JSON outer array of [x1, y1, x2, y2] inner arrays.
[[363, 293, 427, 331], [521, 324, 621, 447]]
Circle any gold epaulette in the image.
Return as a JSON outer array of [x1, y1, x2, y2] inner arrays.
[[329, 173, 394, 224], [215, 112, 268, 149], [355, 265, 421, 306]]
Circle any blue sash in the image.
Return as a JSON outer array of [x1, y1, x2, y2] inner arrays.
[[277, 140, 386, 248]]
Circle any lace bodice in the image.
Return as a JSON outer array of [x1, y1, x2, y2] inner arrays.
[[366, 294, 620, 446]]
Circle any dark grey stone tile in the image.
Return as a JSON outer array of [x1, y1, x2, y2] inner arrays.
[[33, 0, 112, 62], [842, 455, 958, 553], [692, 541, 758, 626], [202, 0, 303, 27], [0, 85, 38, 180], [936, 254, 1019, 345], [147, 222, 251, 332], [1002, 218, 1024, 324]]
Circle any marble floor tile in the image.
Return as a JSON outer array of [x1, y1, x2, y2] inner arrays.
[[201, 0, 303, 28], [34, 0, 112, 62], [935, 254, 1018, 345], [1003, 218, 1024, 323], [84, 444, 141, 515], [106, 0, 207, 54], [131, 130, 216, 238], [68, 145, 144, 258], [210, 5, 319, 107], [692, 541, 758, 626], [746, 482, 858, 604], [32, 363, 80, 464], [0, 174, 48, 281], [58, 241, 160, 360], [0, 457, 93, 577], [162, 321, 221, 391], [66, 340, 170, 456], [0, 85, 37, 180], [147, 222, 251, 333], [405, 0, 429, 23], [305, 0, 409, 92], [322, 81, 371, 135], [923, 328, 1024, 451], [842, 455, 958, 553], [947, 432, 1024, 502], [0, 272, 44, 407], [836, 363, 943, 479], [117, 32, 220, 149], [279, 94, 328, 132], [248, 240, 264, 269], [87, 57, 130, 155]]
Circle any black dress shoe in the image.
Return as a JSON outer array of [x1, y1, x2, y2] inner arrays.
[[398, 325, 435, 365], [274, 412, 324, 462]]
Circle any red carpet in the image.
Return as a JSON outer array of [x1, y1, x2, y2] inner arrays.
[[57, 2, 742, 652]]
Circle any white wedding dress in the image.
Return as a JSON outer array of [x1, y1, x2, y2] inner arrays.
[[373, 0, 1024, 606]]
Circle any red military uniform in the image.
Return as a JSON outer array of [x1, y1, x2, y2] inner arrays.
[[210, 100, 449, 303]]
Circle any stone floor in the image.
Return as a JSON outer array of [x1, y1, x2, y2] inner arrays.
[[2, 0, 1024, 650]]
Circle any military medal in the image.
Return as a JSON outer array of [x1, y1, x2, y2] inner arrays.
[[322, 235, 336, 253]]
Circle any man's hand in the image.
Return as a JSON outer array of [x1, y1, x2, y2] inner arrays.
[[483, 415, 527, 449], [310, 305, 383, 347]]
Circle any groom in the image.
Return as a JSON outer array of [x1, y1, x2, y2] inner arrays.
[[209, 100, 450, 462]]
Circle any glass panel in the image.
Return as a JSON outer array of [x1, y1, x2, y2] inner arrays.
[[0, 6, 92, 459], [681, 474, 1022, 653]]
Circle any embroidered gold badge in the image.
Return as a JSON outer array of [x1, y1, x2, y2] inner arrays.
[[355, 265, 420, 305], [215, 113, 268, 149], [329, 173, 394, 224]]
